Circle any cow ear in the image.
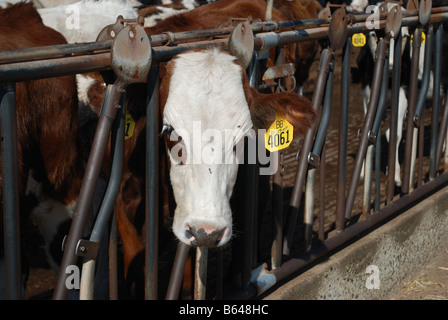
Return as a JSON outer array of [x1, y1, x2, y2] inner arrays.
[[247, 88, 316, 136]]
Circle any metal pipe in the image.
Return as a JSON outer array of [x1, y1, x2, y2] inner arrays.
[[165, 243, 190, 300], [52, 84, 122, 300], [386, 32, 403, 203], [79, 93, 126, 300], [430, 23, 443, 179], [270, 46, 285, 269], [402, 28, 422, 194], [304, 55, 334, 250], [283, 48, 333, 255], [345, 39, 387, 219], [194, 247, 208, 300], [271, 150, 283, 269], [0, 40, 112, 64], [365, 56, 388, 217], [2, 12, 448, 83], [108, 211, 118, 300], [435, 92, 448, 175], [145, 66, 160, 300], [0, 52, 111, 83], [335, 37, 351, 232], [265, 0, 274, 21], [374, 129, 381, 212], [0, 85, 21, 300]]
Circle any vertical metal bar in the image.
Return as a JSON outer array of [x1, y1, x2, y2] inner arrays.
[[402, 28, 422, 194], [194, 247, 207, 300], [0, 85, 21, 300], [265, 0, 274, 21], [366, 56, 388, 217], [271, 150, 283, 269], [165, 243, 190, 300], [374, 130, 381, 212], [109, 211, 118, 300], [53, 84, 122, 300], [241, 52, 259, 286], [304, 54, 334, 251], [345, 39, 387, 219], [283, 48, 333, 255], [386, 32, 403, 203], [318, 145, 326, 242], [271, 46, 285, 269], [336, 37, 351, 231], [435, 94, 448, 174], [145, 66, 160, 300], [430, 23, 443, 179], [417, 112, 424, 188]]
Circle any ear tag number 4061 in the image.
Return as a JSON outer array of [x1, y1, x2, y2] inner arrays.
[[265, 115, 293, 152]]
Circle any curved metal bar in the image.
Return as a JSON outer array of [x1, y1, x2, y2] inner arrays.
[[79, 93, 126, 300], [402, 28, 422, 194], [283, 48, 333, 255], [304, 54, 335, 251], [344, 38, 387, 219], [431, 23, 444, 177], [52, 84, 122, 300]]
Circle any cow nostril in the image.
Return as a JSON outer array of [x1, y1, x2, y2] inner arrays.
[[187, 226, 226, 247], [184, 225, 197, 245]]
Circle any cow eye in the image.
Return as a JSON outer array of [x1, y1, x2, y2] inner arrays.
[[162, 124, 186, 165], [161, 124, 174, 136]]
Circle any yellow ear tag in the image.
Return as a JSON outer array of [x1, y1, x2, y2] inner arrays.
[[410, 31, 426, 45], [352, 33, 366, 47], [125, 109, 135, 140], [265, 115, 294, 152]]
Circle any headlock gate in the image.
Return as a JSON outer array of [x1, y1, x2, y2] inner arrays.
[[1, 0, 448, 300]]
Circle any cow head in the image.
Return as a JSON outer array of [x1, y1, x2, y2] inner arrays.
[[160, 47, 315, 248]]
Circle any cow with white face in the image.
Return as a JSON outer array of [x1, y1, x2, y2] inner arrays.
[[159, 47, 315, 247]]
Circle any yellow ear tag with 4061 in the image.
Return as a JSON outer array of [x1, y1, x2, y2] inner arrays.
[[265, 115, 294, 152]]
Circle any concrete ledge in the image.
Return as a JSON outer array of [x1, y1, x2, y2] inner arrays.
[[264, 186, 448, 300]]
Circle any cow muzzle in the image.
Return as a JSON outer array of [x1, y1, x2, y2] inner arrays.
[[184, 224, 227, 247]]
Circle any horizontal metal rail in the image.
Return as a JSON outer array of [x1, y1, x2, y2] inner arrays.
[[1, 8, 448, 82]]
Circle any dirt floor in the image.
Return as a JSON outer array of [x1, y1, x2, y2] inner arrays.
[[385, 235, 448, 300]]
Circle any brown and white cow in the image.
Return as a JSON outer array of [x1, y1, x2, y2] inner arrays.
[[0, 2, 84, 280], [82, 0, 318, 296]]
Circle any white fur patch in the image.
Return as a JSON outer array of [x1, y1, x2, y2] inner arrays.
[[164, 48, 253, 246]]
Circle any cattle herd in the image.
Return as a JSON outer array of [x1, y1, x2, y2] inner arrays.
[[0, 0, 446, 300]]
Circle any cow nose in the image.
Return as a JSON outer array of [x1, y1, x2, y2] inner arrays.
[[185, 225, 226, 247]]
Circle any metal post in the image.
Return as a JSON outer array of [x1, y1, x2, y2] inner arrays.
[[53, 84, 122, 300], [344, 39, 387, 219], [145, 66, 160, 300], [79, 94, 126, 300], [365, 55, 388, 217], [194, 247, 207, 300], [0, 85, 21, 300], [283, 48, 333, 255], [304, 53, 334, 250], [402, 28, 422, 194], [386, 32, 403, 203], [166, 243, 190, 300], [335, 37, 351, 232], [430, 23, 443, 179]]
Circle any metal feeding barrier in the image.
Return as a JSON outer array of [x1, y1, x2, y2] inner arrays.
[[1, 0, 448, 300]]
